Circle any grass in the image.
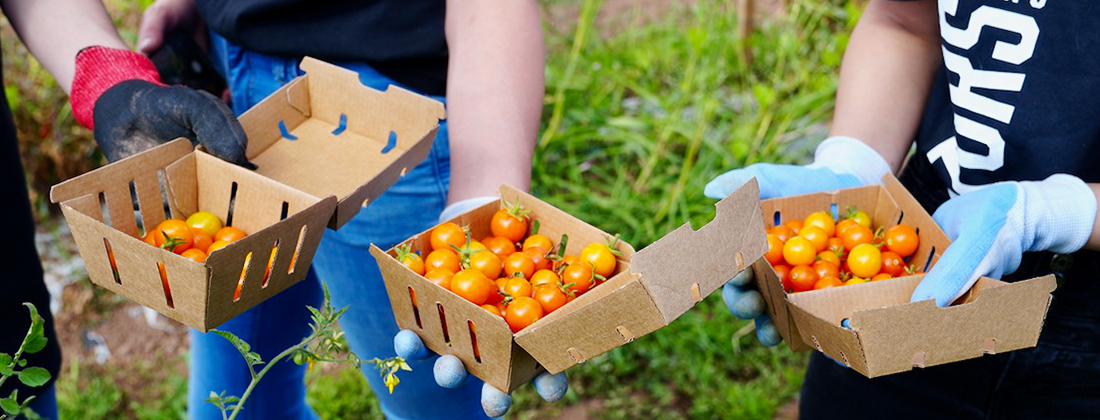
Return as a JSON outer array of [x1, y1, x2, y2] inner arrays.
[[9, 0, 861, 418]]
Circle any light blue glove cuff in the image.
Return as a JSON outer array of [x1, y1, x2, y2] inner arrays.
[[439, 196, 498, 223], [805, 136, 892, 187], [1017, 174, 1096, 254]]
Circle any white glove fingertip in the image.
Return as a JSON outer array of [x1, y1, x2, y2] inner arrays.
[[433, 354, 467, 388], [533, 371, 568, 402], [481, 382, 512, 418]]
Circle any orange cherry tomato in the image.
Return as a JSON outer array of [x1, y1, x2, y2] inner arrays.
[[533, 285, 569, 314], [523, 234, 553, 253], [773, 264, 792, 292], [430, 222, 466, 251], [783, 237, 816, 266], [425, 248, 461, 273], [789, 265, 818, 293], [143, 231, 158, 247], [827, 237, 844, 255], [562, 262, 597, 296], [765, 234, 785, 265], [885, 225, 920, 257], [490, 203, 529, 243], [871, 273, 893, 281], [784, 220, 803, 234], [840, 224, 874, 251], [525, 247, 552, 272], [502, 252, 535, 279], [880, 251, 905, 277], [847, 277, 868, 285], [847, 243, 882, 279], [835, 219, 857, 237], [503, 277, 534, 298], [816, 250, 841, 267], [769, 225, 793, 242], [481, 304, 503, 317], [154, 219, 194, 254], [191, 228, 214, 253], [207, 240, 231, 254], [555, 254, 580, 270], [483, 236, 517, 259], [395, 244, 425, 275], [799, 226, 829, 253], [579, 243, 617, 278], [812, 260, 839, 281], [451, 269, 492, 305], [181, 248, 207, 263], [814, 276, 843, 290], [804, 212, 836, 237], [214, 226, 247, 244], [505, 296, 543, 333], [530, 269, 561, 288], [425, 268, 454, 290], [468, 250, 503, 280]]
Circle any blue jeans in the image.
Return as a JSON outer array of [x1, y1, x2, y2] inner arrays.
[[19, 384, 56, 420], [188, 36, 488, 420]]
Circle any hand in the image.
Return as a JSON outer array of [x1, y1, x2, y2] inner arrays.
[[70, 46, 252, 167], [137, 0, 203, 55], [722, 269, 782, 346], [393, 329, 568, 417], [911, 174, 1096, 306]]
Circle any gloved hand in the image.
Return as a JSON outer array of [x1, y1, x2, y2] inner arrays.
[[393, 329, 569, 417], [70, 46, 252, 167], [709, 137, 892, 346], [911, 174, 1096, 306]]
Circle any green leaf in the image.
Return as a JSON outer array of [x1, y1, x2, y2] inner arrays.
[[0, 364, 12, 377], [17, 367, 50, 387], [22, 336, 47, 355], [0, 398, 19, 415]]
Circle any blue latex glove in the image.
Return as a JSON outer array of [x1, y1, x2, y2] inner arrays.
[[710, 137, 891, 347], [393, 329, 569, 417], [911, 174, 1096, 306]]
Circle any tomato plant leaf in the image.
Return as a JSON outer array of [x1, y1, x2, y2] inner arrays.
[[22, 336, 47, 355], [17, 368, 50, 387], [1, 397, 19, 415]]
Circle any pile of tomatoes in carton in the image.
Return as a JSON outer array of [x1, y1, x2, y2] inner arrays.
[[138, 212, 246, 264], [395, 201, 621, 333], [765, 208, 921, 292]]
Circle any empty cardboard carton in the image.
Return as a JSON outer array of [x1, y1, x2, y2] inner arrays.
[[753, 174, 1056, 377], [371, 182, 767, 392], [50, 139, 337, 331], [238, 57, 445, 230]]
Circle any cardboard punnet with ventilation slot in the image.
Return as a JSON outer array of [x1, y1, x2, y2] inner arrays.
[[370, 181, 768, 392], [753, 174, 1056, 377], [50, 57, 444, 331]]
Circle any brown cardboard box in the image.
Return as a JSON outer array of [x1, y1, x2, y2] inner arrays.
[[51, 57, 444, 330], [754, 175, 1056, 377], [371, 182, 768, 392]]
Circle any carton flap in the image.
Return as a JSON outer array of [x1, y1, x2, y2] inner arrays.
[[50, 139, 193, 204], [630, 179, 767, 323]]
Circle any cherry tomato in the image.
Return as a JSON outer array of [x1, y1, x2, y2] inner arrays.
[[523, 235, 553, 253], [812, 260, 839, 281], [425, 269, 454, 290], [769, 225, 793, 242], [530, 269, 561, 288], [847, 277, 868, 285], [185, 211, 223, 238], [143, 231, 158, 247], [783, 237, 816, 266], [835, 219, 857, 237], [181, 248, 207, 263], [871, 273, 892, 282], [784, 220, 803, 234], [490, 202, 530, 243], [555, 254, 580, 271], [827, 237, 844, 255], [481, 304, 503, 317], [505, 296, 544, 333], [799, 226, 829, 253], [207, 240, 231, 254], [451, 269, 492, 305], [816, 250, 841, 267], [503, 277, 534, 298], [562, 262, 596, 296], [154, 219, 194, 254], [426, 248, 461, 273], [773, 264, 792, 292], [880, 251, 904, 277], [502, 252, 535, 279], [579, 243, 617, 278], [483, 236, 517, 259], [885, 225, 920, 257], [847, 243, 882, 278], [804, 211, 836, 237], [191, 228, 214, 253], [840, 224, 874, 251], [534, 285, 569, 313], [814, 276, 843, 290], [765, 234, 784, 265], [214, 226, 247, 244], [789, 265, 818, 293], [431, 223, 466, 251], [395, 244, 425, 275], [468, 250, 503, 280], [487, 278, 506, 305], [525, 247, 552, 272], [846, 209, 872, 228]]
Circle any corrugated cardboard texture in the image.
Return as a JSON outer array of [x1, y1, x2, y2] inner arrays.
[[755, 174, 1055, 376], [51, 140, 336, 331], [238, 57, 445, 230]]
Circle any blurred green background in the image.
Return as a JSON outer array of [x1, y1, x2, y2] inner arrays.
[[8, 0, 861, 418]]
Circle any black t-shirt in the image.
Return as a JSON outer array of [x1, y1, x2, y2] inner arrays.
[[895, 0, 1100, 316], [197, 0, 448, 96]]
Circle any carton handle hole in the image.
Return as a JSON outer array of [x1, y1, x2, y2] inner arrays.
[[408, 287, 422, 329]]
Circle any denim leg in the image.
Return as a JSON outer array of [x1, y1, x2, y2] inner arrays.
[[22, 384, 56, 420]]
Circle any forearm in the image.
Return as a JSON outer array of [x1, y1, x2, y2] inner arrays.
[[830, 0, 941, 172], [443, 0, 543, 203], [2, 0, 128, 94]]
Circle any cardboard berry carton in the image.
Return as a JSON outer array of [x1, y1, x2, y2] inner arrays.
[[50, 57, 444, 330], [753, 174, 1056, 377], [371, 182, 768, 392]]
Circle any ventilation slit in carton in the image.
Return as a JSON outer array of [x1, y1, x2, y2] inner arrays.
[[331, 114, 347, 135], [226, 181, 239, 227], [829, 203, 838, 220], [290, 225, 307, 274], [99, 191, 111, 227], [263, 240, 279, 288], [129, 180, 145, 234], [280, 202, 290, 220], [278, 120, 298, 140], [103, 238, 120, 284], [735, 251, 744, 271], [234, 252, 253, 302], [158, 169, 172, 221], [381, 131, 397, 154], [773, 211, 781, 226], [437, 303, 451, 346], [923, 247, 936, 272], [157, 262, 173, 308], [468, 321, 482, 363], [897, 210, 905, 225], [408, 287, 422, 329]]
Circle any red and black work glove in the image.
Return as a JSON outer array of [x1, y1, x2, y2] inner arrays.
[[70, 46, 253, 168]]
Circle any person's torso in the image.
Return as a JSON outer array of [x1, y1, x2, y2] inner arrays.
[[196, 0, 448, 95]]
